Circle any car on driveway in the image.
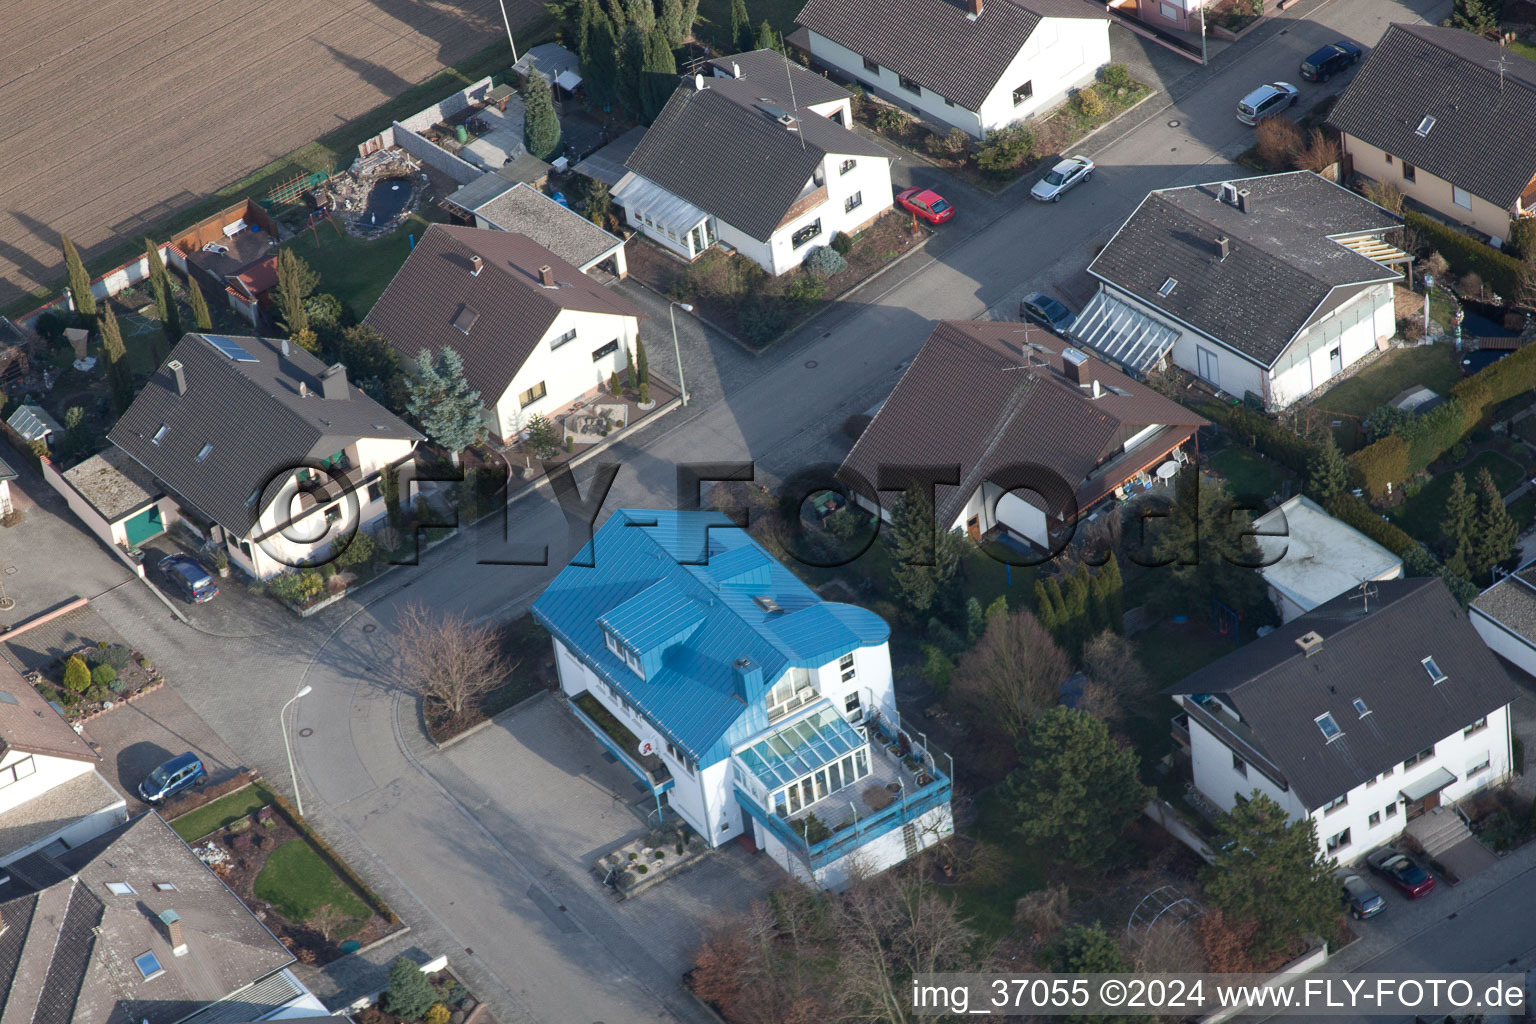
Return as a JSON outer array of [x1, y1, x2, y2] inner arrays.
[[138, 752, 206, 803], [1236, 82, 1299, 124], [895, 187, 954, 225], [1341, 874, 1387, 919], [1300, 41, 1363, 82], [1019, 292, 1076, 336], [1367, 846, 1437, 899], [158, 553, 219, 604], [1030, 154, 1095, 202]]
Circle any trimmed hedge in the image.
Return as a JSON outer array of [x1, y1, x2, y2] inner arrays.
[[1351, 342, 1536, 496], [1405, 211, 1524, 299], [1325, 494, 1418, 556], [1197, 401, 1321, 475]]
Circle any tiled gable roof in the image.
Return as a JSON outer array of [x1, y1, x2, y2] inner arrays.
[[1330, 24, 1536, 209], [1088, 172, 1401, 367], [0, 659, 97, 763]]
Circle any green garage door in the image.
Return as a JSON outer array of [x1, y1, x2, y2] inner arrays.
[[122, 505, 164, 547]]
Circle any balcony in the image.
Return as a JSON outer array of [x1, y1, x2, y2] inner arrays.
[[1171, 711, 1190, 752], [568, 691, 673, 791]]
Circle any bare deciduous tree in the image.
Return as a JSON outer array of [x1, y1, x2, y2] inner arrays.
[[1082, 629, 1153, 723], [395, 604, 514, 720], [951, 607, 1069, 737]]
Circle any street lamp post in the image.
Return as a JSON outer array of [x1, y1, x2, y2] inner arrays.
[[495, 0, 519, 64], [281, 685, 314, 817], [669, 302, 694, 406]]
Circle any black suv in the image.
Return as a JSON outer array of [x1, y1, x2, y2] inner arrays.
[[1300, 41, 1362, 82]]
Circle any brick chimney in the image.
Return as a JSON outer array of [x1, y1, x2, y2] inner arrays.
[[1216, 235, 1230, 260], [1061, 346, 1091, 386], [1237, 188, 1252, 214], [966, 0, 983, 16], [168, 359, 186, 396], [470, 255, 483, 276], [538, 265, 556, 287], [321, 363, 350, 401], [159, 909, 187, 957]]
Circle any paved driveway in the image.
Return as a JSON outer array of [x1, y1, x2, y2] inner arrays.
[[0, 467, 135, 628], [82, 684, 244, 813]]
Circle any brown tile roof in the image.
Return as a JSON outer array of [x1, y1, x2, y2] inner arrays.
[[796, 0, 1103, 111], [363, 224, 642, 402], [0, 660, 96, 763], [839, 321, 1207, 526]]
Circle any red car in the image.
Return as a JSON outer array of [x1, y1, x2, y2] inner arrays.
[[895, 187, 953, 225]]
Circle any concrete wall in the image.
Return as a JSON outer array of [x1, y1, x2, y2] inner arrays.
[[397, 77, 494, 133], [811, 803, 953, 889], [22, 244, 180, 331], [38, 457, 153, 578], [391, 122, 484, 186], [492, 307, 641, 442], [1344, 134, 1516, 243]]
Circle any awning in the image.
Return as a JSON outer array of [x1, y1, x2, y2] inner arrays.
[[1400, 766, 1457, 803], [1070, 289, 1181, 375], [736, 706, 865, 792], [613, 173, 709, 236], [556, 69, 583, 91]]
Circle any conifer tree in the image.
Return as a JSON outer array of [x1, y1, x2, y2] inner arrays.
[[521, 62, 563, 161], [144, 239, 181, 358], [1470, 466, 1516, 580], [636, 23, 678, 122], [188, 275, 213, 331], [273, 248, 319, 335], [659, 0, 686, 47], [678, 0, 700, 43], [405, 347, 485, 455], [1306, 433, 1349, 504], [887, 486, 965, 615], [624, 0, 655, 33], [754, 19, 777, 51], [99, 303, 135, 415], [61, 235, 97, 317], [635, 337, 649, 387], [1441, 471, 1475, 578]]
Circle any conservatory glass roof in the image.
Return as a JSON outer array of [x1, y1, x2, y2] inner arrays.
[[736, 705, 865, 791]]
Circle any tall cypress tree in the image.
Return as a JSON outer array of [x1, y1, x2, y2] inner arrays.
[[188, 275, 213, 331], [635, 337, 649, 386], [584, 7, 622, 109], [521, 62, 562, 161], [638, 23, 678, 122], [99, 303, 134, 415], [754, 19, 777, 51], [624, 0, 655, 33], [144, 239, 181, 357], [1306, 433, 1349, 504], [1470, 467, 1516, 580], [576, 0, 599, 63], [273, 248, 319, 335], [61, 235, 97, 317], [1441, 471, 1475, 578], [728, 0, 751, 52], [678, 0, 700, 43], [659, 0, 685, 46]]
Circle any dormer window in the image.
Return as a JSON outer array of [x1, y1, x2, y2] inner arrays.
[[1422, 656, 1447, 685], [603, 628, 643, 676], [766, 667, 819, 722]]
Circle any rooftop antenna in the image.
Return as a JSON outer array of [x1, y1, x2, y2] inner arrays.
[[1489, 50, 1514, 92], [1348, 577, 1379, 614], [781, 42, 806, 151]]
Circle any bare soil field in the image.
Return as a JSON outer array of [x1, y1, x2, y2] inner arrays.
[[0, 0, 537, 308]]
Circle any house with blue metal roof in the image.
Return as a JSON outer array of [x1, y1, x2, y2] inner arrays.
[[532, 509, 954, 888]]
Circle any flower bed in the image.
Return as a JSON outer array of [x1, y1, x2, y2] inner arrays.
[[594, 824, 710, 894], [357, 966, 494, 1024], [27, 641, 163, 722]]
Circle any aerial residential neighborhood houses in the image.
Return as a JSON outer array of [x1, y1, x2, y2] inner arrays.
[[9, 0, 1536, 1020]]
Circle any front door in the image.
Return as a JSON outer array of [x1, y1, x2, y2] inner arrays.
[[1329, 346, 1343, 377], [1195, 345, 1219, 385], [1423, 789, 1441, 813], [966, 516, 981, 541]]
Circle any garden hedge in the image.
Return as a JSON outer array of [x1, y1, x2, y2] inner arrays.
[[1325, 493, 1418, 557], [1405, 211, 1525, 299], [1197, 401, 1320, 476]]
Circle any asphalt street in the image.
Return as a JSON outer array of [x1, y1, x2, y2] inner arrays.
[[55, 0, 1482, 1019]]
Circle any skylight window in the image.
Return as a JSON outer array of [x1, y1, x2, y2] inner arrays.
[[1353, 698, 1371, 718], [152, 424, 168, 445], [106, 881, 136, 895], [451, 305, 480, 335], [1422, 656, 1447, 684], [1415, 115, 1436, 138], [247, 487, 261, 507], [134, 951, 165, 980], [153, 882, 178, 892], [196, 443, 213, 462], [1158, 277, 1178, 297], [1315, 712, 1342, 741]]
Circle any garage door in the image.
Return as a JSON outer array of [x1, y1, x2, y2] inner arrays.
[[122, 505, 164, 547]]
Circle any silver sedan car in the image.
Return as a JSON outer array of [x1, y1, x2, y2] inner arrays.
[[1031, 154, 1096, 202]]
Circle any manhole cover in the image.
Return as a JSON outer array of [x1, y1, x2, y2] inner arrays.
[[2, 566, 14, 575], [298, 728, 314, 738], [362, 624, 377, 633], [805, 360, 818, 369], [1168, 119, 1181, 127]]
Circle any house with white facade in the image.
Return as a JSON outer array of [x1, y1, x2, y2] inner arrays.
[[614, 49, 893, 275], [793, 0, 1109, 138], [0, 658, 126, 866], [365, 224, 643, 443], [1169, 577, 1518, 863], [107, 333, 421, 579], [839, 321, 1207, 551], [531, 509, 953, 888], [451, 181, 628, 278], [1468, 562, 1536, 681], [1253, 495, 1403, 623], [1078, 171, 1409, 410]]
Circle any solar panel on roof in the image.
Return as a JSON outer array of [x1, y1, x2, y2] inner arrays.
[[203, 335, 259, 362], [0, 691, 16, 705]]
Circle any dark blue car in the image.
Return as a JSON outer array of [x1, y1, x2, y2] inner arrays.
[[158, 554, 219, 604], [1300, 41, 1362, 82], [139, 752, 206, 803]]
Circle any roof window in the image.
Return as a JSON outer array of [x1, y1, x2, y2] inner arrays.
[[1353, 698, 1370, 718], [451, 305, 480, 335], [106, 881, 136, 895], [752, 595, 783, 613], [1315, 712, 1342, 741], [153, 882, 178, 892], [134, 951, 165, 980], [1415, 115, 1436, 137], [152, 424, 168, 445], [1158, 277, 1178, 297], [1422, 656, 1447, 684], [196, 443, 213, 462]]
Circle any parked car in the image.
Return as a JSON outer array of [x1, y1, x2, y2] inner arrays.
[[1019, 292, 1076, 336], [1341, 874, 1386, 919], [138, 752, 207, 803], [895, 187, 954, 225], [1366, 846, 1436, 899], [1236, 82, 1300, 125], [1030, 154, 1096, 202], [1300, 41, 1363, 82], [158, 553, 219, 604]]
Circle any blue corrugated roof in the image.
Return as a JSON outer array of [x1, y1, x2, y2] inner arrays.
[[532, 509, 890, 766]]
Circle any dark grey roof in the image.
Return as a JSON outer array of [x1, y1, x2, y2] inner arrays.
[[1168, 578, 1521, 808], [573, 127, 648, 188], [107, 333, 420, 537], [0, 453, 15, 481], [707, 50, 851, 107], [0, 813, 294, 1024], [1329, 24, 1536, 209], [1089, 172, 1401, 367], [840, 321, 1207, 526], [472, 182, 625, 268], [796, 0, 1102, 110], [363, 224, 641, 402], [626, 53, 888, 242]]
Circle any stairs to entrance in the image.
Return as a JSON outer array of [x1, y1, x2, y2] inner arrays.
[[1405, 806, 1473, 858]]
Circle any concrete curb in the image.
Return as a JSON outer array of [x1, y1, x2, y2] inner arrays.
[[430, 687, 550, 751]]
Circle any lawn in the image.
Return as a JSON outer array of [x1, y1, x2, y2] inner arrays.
[[695, 0, 803, 42], [254, 838, 372, 930], [1509, 494, 1536, 535], [169, 782, 277, 843], [1208, 448, 1293, 506], [1387, 450, 1526, 544], [952, 785, 1046, 941], [281, 206, 445, 319], [1309, 344, 1461, 420]]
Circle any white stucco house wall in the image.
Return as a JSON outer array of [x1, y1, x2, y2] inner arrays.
[[365, 223, 644, 443], [1077, 171, 1409, 410], [533, 509, 954, 889], [1170, 577, 1517, 862], [795, 0, 1109, 137], [613, 50, 893, 276]]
